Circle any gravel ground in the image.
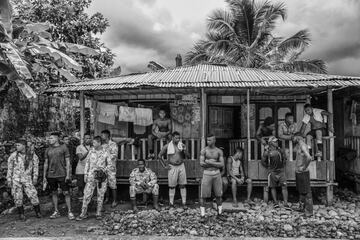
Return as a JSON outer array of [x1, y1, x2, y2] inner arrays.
[[0, 188, 359, 239]]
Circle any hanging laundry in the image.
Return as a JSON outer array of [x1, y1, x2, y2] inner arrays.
[[134, 124, 146, 135], [97, 102, 118, 125], [134, 108, 153, 126], [118, 106, 136, 122]]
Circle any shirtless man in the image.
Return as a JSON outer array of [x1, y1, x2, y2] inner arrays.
[[158, 131, 188, 208], [199, 134, 225, 220], [148, 109, 172, 159]]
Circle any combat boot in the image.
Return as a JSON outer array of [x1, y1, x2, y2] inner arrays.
[[33, 204, 42, 218], [131, 198, 138, 212], [153, 195, 160, 211], [17, 206, 26, 221]]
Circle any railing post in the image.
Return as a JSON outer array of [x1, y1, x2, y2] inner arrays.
[[328, 88, 334, 161], [191, 139, 195, 160], [120, 145, 125, 160], [142, 139, 146, 159], [289, 140, 293, 161]]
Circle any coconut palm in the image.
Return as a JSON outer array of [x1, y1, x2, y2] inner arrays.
[[185, 0, 326, 73]]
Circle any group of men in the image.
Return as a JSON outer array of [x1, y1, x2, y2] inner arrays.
[[6, 104, 333, 220]]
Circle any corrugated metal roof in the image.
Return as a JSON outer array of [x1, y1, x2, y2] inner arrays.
[[46, 64, 360, 93]]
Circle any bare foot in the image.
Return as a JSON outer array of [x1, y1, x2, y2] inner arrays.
[[232, 201, 239, 208]]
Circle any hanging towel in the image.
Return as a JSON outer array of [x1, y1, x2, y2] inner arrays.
[[118, 106, 136, 122], [97, 102, 118, 125], [134, 107, 153, 126], [167, 140, 184, 155]]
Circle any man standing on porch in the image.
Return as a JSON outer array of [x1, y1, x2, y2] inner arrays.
[[158, 131, 188, 208], [101, 130, 119, 208], [299, 104, 333, 158], [199, 134, 225, 220], [148, 109, 172, 159], [261, 136, 289, 208]]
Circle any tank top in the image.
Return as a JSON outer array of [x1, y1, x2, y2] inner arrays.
[[231, 156, 241, 176]]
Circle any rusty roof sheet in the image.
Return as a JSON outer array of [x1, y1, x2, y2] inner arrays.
[[46, 64, 360, 93]]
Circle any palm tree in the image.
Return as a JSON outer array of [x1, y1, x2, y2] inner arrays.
[[185, 0, 326, 73]]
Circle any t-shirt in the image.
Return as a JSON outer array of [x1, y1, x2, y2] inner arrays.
[[302, 108, 327, 126], [75, 145, 91, 175], [45, 144, 70, 178]]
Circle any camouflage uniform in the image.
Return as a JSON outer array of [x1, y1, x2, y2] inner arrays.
[[7, 152, 40, 207], [80, 148, 111, 216], [129, 167, 159, 198], [102, 140, 118, 190]]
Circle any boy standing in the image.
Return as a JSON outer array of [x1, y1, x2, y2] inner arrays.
[[261, 136, 288, 208]]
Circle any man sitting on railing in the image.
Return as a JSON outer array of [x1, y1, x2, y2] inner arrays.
[[226, 147, 253, 207], [129, 159, 160, 212], [261, 136, 289, 209], [256, 117, 275, 146], [278, 112, 297, 160], [148, 109, 172, 159], [300, 104, 333, 158]]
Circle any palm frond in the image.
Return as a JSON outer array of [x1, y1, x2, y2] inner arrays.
[[277, 59, 327, 74], [207, 9, 236, 37], [278, 29, 310, 54]]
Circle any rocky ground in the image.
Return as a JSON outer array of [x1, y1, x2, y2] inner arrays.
[[0, 188, 360, 239]]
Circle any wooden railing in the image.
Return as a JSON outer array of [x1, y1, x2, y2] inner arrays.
[[344, 136, 360, 157], [116, 138, 201, 161], [230, 137, 334, 161]]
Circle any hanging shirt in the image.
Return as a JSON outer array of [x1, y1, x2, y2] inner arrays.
[[97, 102, 118, 125], [134, 108, 153, 126]]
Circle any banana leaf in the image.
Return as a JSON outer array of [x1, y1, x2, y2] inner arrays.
[[15, 79, 36, 99], [55, 42, 100, 56], [57, 68, 77, 82], [0, 42, 32, 79]]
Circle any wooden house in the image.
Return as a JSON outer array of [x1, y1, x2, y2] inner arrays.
[[46, 64, 360, 204]]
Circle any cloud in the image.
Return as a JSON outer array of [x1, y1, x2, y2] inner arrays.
[[88, 0, 360, 76]]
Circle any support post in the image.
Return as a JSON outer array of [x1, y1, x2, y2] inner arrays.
[[200, 88, 207, 149], [79, 91, 85, 144], [327, 87, 334, 205], [247, 89, 251, 162]]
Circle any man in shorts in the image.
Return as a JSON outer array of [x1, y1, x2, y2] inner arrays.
[[300, 104, 333, 157], [227, 147, 253, 207], [158, 131, 188, 208], [101, 130, 119, 208], [43, 132, 75, 220], [293, 133, 314, 217], [261, 136, 288, 208], [199, 134, 225, 219]]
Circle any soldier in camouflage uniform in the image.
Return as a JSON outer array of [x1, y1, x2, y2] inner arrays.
[[76, 136, 111, 220], [101, 130, 119, 208], [129, 159, 160, 211], [7, 139, 41, 220]]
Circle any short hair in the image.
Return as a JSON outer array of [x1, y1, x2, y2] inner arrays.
[[62, 135, 69, 139], [172, 131, 180, 137], [207, 133, 215, 138], [263, 117, 274, 127], [285, 112, 294, 118], [93, 136, 102, 143], [235, 147, 244, 153], [304, 103, 312, 109], [50, 132, 61, 137], [16, 138, 27, 146], [101, 130, 111, 136], [84, 132, 91, 137], [138, 159, 146, 165], [159, 109, 166, 113]]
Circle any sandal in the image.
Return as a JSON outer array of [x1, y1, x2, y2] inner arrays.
[[76, 214, 88, 221], [50, 211, 60, 219]]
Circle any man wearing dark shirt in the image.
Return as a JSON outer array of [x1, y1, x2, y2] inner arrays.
[[261, 136, 288, 208], [43, 132, 75, 220]]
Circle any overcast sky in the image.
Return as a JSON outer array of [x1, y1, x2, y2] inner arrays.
[[87, 0, 360, 76]]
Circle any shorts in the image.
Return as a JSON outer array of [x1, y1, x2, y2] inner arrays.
[[168, 163, 187, 187], [201, 173, 222, 198], [47, 177, 70, 193], [268, 171, 287, 188], [129, 184, 159, 198], [296, 171, 311, 194], [230, 175, 252, 185]]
